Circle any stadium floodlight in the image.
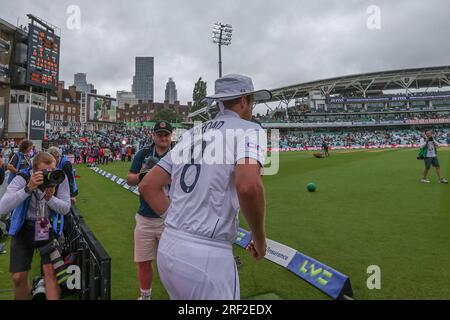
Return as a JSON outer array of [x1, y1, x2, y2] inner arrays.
[[211, 22, 233, 77]]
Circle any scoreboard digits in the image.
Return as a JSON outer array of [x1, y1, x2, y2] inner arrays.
[[26, 24, 60, 90]]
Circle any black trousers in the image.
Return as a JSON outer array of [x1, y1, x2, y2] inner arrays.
[[9, 221, 54, 273]]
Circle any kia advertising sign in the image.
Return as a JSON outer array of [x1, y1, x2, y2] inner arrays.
[[28, 107, 46, 140]]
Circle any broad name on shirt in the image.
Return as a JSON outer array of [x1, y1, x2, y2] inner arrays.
[[171, 121, 267, 166]]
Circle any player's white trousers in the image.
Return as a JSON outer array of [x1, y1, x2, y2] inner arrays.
[[157, 226, 240, 300]]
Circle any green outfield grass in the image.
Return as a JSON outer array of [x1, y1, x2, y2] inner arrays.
[[1, 148, 449, 299]]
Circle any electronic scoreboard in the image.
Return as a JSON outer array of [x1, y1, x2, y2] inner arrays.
[[26, 23, 60, 90]]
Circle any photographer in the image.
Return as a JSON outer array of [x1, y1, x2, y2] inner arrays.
[[47, 147, 79, 204], [6, 139, 33, 185], [420, 130, 448, 184], [126, 120, 173, 300], [0, 152, 71, 300]]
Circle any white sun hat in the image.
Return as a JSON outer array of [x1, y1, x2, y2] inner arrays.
[[203, 74, 272, 114]]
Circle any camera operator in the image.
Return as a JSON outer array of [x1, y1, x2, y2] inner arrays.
[[126, 120, 174, 300], [0, 152, 71, 300], [47, 147, 79, 204], [420, 130, 448, 184], [6, 139, 33, 185]]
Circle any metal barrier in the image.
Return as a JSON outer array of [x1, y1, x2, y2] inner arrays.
[[62, 206, 111, 300]]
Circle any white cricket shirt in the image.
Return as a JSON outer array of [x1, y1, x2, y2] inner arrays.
[[157, 110, 266, 243]]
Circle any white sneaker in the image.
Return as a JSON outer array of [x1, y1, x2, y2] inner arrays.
[[421, 179, 431, 184], [138, 289, 152, 300], [439, 179, 449, 184]]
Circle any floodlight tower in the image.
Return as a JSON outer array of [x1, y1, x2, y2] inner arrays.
[[212, 22, 232, 78]]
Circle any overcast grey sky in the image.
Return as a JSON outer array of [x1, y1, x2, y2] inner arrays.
[[2, 0, 450, 107]]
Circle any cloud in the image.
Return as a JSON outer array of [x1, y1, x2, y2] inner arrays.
[[2, 0, 449, 106]]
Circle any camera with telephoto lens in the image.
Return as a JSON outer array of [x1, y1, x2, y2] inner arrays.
[[38, 239, 69, 286], [139, 156, 160, 182], [40, 169, 65, 189]]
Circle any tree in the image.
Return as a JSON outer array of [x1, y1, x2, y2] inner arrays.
[[153, 108, 182, 123], [191, 77, 208, 122]]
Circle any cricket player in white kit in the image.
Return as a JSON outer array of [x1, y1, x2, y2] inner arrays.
[[139, 74, 272, 300]]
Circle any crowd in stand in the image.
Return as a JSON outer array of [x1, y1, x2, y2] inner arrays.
[[1, 122, 449, 164], [254, 111, 450, 124], [45, 125, 449, 154], [279, 128, 450, 149], [45, 128, 155, 165]]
